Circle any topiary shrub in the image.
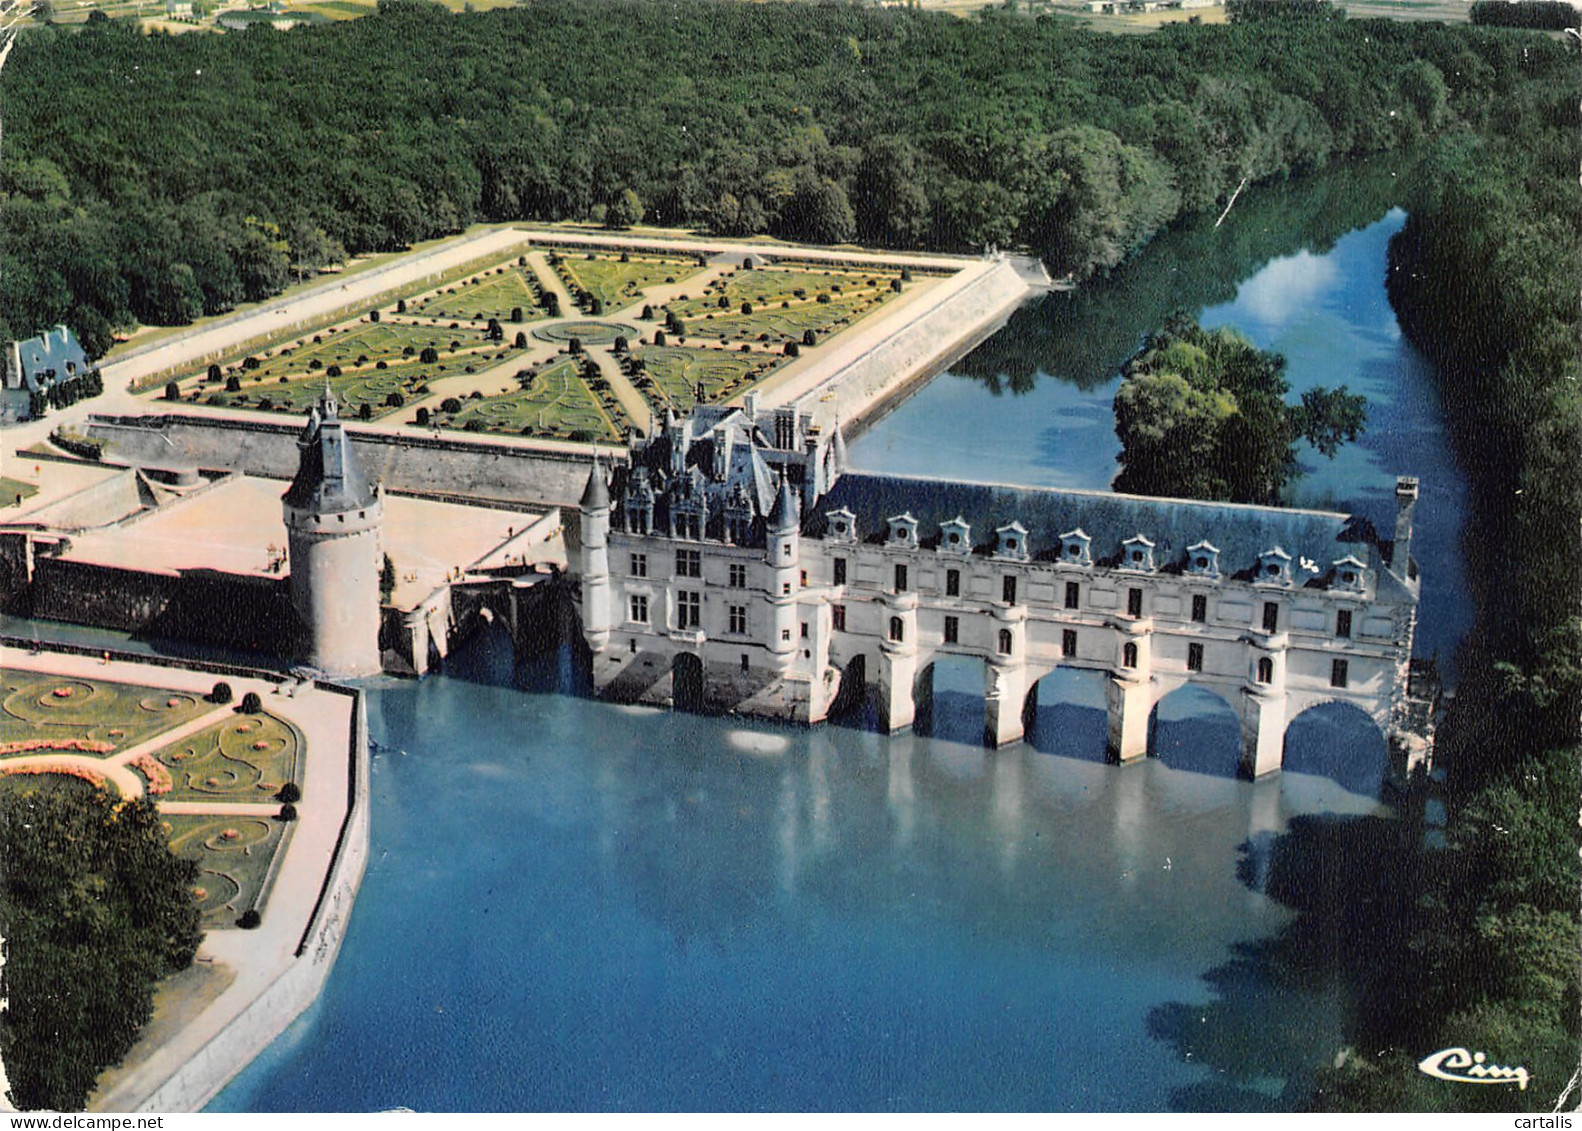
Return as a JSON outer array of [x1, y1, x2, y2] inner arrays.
[[784, 342, 801, 357], [415, 407, 430, 426], [239, 691, 263, 714], [278, 803, 297, 822], [419, 347, 439, 365], [396, 299, 408, 313], [803, 329, 818, 347], [238, 909, 262, 929], [359, 403, 373, 420], [515, 332, 528, 349], [164, 381, 181, 401], [277, 782, 302, 804], [208, 681, 233, 704], [440, 397, 463, 414], [369, 309, 381, 323], [225, 375, 242, 393]]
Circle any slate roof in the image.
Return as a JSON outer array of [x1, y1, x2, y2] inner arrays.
[[804, 472, 1383, 584], [281, 395, 378, 513], [7, 325, 89, 391]]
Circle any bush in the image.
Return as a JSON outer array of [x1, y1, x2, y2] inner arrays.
[[741, 302, 754, 315], [396, 299, 407, 314], [359, 403, 373, 420], [326, 364, 341, 378], [569, 338, 583, 354], [415, 406, 430, 425], [238, 909, 262, 929], [419, 346, 439, 364], [164, 381, 181, 401], [208, 681, 233, 704], [369, 309, 381, 323], [515, 331, 528, 349], [242, 356, 261, 369], [239, 691, 263, 714], [511, 306, 524, 323], [614, 335, 629, 354], [225, 375, 242, 392], [654, 331, 667, 347], [440, 397, 462, 414], [278, 803, 297, 822], [784, 341, 801, 357], [207, 363, 223, 382], [803, 329, 818, 347], [742, 256, 755, 270], [277, 782, 302, 804], [641, 304, 654, 320], [376, 360, 388, 369]]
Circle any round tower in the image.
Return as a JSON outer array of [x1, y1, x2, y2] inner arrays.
[[281, 391, 384, 677], [579, 458, 613, 652], [765, 476, 800, 670]]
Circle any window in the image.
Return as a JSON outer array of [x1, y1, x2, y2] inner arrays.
[[832, 557, 847, 585], [677, 591, 700, 629], [741, 654, 750, 673], [1122, 641, 1138, 669], [676, 549, 701, 578], [1262, 602, 1279, 633], [946, 569, 961, 597], [894, 563, 908, 593], [728, 563, 747, 588], [782, 581, 791, 596], [1191, 594, 1207, 623], [677, 514, 700, 540], [629, 594, 649, 623], [1257, 657, 1274, 684], [728, 605, 747, 635], [889, 616, 904, 643], [1002, 575, 1017, 604], [800, 622, 809, 638], [998, 628, 1013, 655], [800, 570, 807, 587], [832, 604, 846, 631], [1127, 587, 1143, 618], [1331, 659, 1349, 688], [1062, 629, 1077, 658], [1336, 609, 1353, 639], [782, 542, 791, 556], [781, 629, 791, 641], [1064, 582, 1080, 610], [1187, 642, 1203, 672], [630, 552, 647, 578], [944, 615, 959, 645]]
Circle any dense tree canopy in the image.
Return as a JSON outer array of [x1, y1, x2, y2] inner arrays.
[[0, 1, 1567, 351], [1113, 315, 1365, 503], [0, 787, 203, 1111]]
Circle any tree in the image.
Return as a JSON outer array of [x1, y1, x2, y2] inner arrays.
[[239, 691, 263, 713], [208, 680, 232, 704], [0, 789, 201, 1110], [164, 381, 181, 401], [1114, 316, 1365, 503], [606, 188, 644, 230], [419, 346, 439, 364]]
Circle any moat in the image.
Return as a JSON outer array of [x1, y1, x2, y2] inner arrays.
[[23, 166, 1471, 1111]]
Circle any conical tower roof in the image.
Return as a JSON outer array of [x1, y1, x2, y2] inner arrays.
[[282, 392, 377, 513], [580, 458, 610, 509], [768, 475, 800, 533]]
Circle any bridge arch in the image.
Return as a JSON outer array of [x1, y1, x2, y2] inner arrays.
[[1148, 682, 1242, 778], [914, 653, 989, 746], [671, 651, 705, 714], [1282, 698, 1389, 797], [1024, 665, 1110, 763]]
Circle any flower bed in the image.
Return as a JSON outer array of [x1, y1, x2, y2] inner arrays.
[[128, 753, 173, 796], [0, 763, 109, 789], [0, 738, 115, 757]]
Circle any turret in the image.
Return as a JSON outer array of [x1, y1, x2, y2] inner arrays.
[[765, 476, 800, 668], [579, 458, 613, 651], [281, 390, 383, 676], [1393, 476, 1419, 584]]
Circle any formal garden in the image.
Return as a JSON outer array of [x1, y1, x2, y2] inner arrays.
[[550, 250, 703, 313], [661, 264, 905, 346], [410, 263, 546, 324], [0, 671, 208, 751], [0, 670, 302, 932], [163, 812, 289, 928], [426, 358, 627, 441], [626, 346, 781, 414]]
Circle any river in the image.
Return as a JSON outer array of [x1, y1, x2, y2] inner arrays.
[[111, 165, 1474, 1111]]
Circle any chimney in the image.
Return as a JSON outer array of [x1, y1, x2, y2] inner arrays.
[[1393, 476, 1419, 581], [743, 391, 759, 421]]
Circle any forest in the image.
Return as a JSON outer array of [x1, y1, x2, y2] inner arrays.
[[0, 0, 1562, 355]]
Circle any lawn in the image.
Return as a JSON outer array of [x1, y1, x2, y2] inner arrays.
[[148, 711, 301, 804], [411, 265, 547, 324], [0, 672, 211, 752], [628, 347, 782, 414], [553, 252, 703, 312], [434, 359, 626, 441], [666, 266, 902, 344], [163, 812, 289, 928], [0, 478, 38, 508], [174, 321, 529, 419]]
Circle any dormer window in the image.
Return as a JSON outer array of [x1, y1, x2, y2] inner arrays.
[[994, 521, 1029, 562], [1120, 534, 1155, 572], [1059, 528, 1091, 567], [939, 516, 972, 555], [1186, 539, 1220, 577], [826, 507, 857, 544], [887, 512, 919, 549], [1257, 547, 1293, 587], [1330, 555, 1367, 593]]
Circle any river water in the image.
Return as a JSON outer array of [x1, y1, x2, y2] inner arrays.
[[167, 168, 1468, 1111]]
